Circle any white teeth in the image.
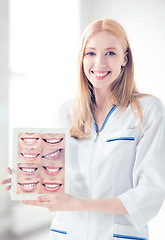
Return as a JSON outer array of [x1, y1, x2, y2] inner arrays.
[[22, 153, 38, 158], [21, 168, 36, 173], [45, 167, 60, 172], [94, 72, 109, 77], [23, 138, 37, 143], [45, 139, 62, 144], [45, 150, 60, 158], [22, 183, 36, 187], [44, 184, 60, 188]]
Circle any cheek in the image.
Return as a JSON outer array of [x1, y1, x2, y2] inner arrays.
[[83, 57, 93, 71], [111, 59, 123, 72], [82, 60, 90, 77]]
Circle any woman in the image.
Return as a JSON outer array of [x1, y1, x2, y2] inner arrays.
[[1, 19, 165, 240]]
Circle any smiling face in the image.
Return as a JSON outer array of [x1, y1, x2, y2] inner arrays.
[[83, 31, 127, 92], [18, 147, 41, 163], [41, 133, 65, 148], [18, 133, 41, 148], [40, 178, 64, 193], [17, 178, 40, 194], [17, 163, 40, 178]]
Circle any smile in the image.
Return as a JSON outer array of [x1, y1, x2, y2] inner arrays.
[[42, 149, 62, 160], [18, 181, 39, 192], [19, 167, 38, 175], [42, 138, 63, 145], [91, 70, 111, 78], [21, 137, 39, 145], [42, 166, 63, 176], [42, 182, 62, 192], [20, 153, 40, 161]]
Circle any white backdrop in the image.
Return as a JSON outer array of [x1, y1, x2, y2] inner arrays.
[[8, 0, 79, 236], [9, 0, 79, 129]]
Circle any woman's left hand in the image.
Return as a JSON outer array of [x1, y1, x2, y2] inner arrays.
[[22, 194, 128, 215], [22, 193, 81, 212]]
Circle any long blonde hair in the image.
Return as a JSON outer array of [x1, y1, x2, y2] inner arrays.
[[71, 19, 144, 139]]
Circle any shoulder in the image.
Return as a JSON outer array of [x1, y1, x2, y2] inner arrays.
[[53, 99, 74, 128], [138, 95, 165, 126], [57, 99, 74, 118], [137, 95, 164, 113]]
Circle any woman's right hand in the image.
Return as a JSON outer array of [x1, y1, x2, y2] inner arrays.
[[0, 167, 12, 191]]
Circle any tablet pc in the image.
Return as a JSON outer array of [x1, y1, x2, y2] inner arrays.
[[11, 128, 70, 200]]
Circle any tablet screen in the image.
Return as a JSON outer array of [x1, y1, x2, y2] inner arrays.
[[11, 128, 70, 200]]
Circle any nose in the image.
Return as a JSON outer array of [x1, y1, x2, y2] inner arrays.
[[94, 53, 106, 67]]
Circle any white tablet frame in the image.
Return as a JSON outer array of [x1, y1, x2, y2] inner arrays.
[[11, 128, 70, 200]]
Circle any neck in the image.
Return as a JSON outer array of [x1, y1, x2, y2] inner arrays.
[[94, 88, 112, 111], [93, 88, 114, 132]]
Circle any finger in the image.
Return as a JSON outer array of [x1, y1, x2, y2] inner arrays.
[[1, 178, 11, 185], [22, 200, 38, 205], [22, 200, 50, 208], [7, 167, 12, 175], [38, 195, 52, 202], [6, 185, 11, 191]]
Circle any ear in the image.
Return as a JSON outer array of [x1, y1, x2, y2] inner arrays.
[[121, 52, 128, 67]]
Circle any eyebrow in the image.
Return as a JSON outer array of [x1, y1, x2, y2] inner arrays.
[[85, 47, 96, 50], [85, 47, 117, 50], [105, 47, 117, 50]]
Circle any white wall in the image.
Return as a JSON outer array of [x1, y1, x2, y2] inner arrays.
[[4, 0, 80, 237], [79, 1, 165, 239], [9, 0, 79, 130], [0, 0, 12, 234]]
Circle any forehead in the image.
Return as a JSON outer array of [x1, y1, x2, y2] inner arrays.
[[85, 31, 123, 49]]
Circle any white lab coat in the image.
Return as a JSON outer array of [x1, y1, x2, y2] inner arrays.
[[49, 95, 165, 240]]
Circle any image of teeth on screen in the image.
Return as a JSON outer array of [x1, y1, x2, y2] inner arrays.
[[11, 128, 69, 200]]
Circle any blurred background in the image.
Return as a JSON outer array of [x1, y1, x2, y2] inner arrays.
[[0, 0, 165, 239]]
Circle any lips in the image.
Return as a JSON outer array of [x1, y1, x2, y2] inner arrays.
[[20, 152, 40, 161], [42, 166, 62, 176], [21, 137, 39, 145], [19, 167, 38, 175], [18, 181, 39, 192], [42, 149, 62, 160], [42, 182, 63, 192], [91, 70, 111, 79], [42, 138, 63, 146]]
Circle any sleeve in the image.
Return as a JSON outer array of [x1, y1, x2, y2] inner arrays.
[[117, 97, 165, 230]]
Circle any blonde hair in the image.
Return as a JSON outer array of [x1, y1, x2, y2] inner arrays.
[[71, 19, 144, 139]]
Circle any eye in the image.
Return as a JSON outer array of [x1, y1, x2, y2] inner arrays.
[[106, 51, 115, 56], [86, 52, 96, 56]]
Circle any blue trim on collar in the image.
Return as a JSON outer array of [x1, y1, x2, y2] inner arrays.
[[100, 105, 117, 132], [94, 121, 98, 132], [94, 105, 117, 133]]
